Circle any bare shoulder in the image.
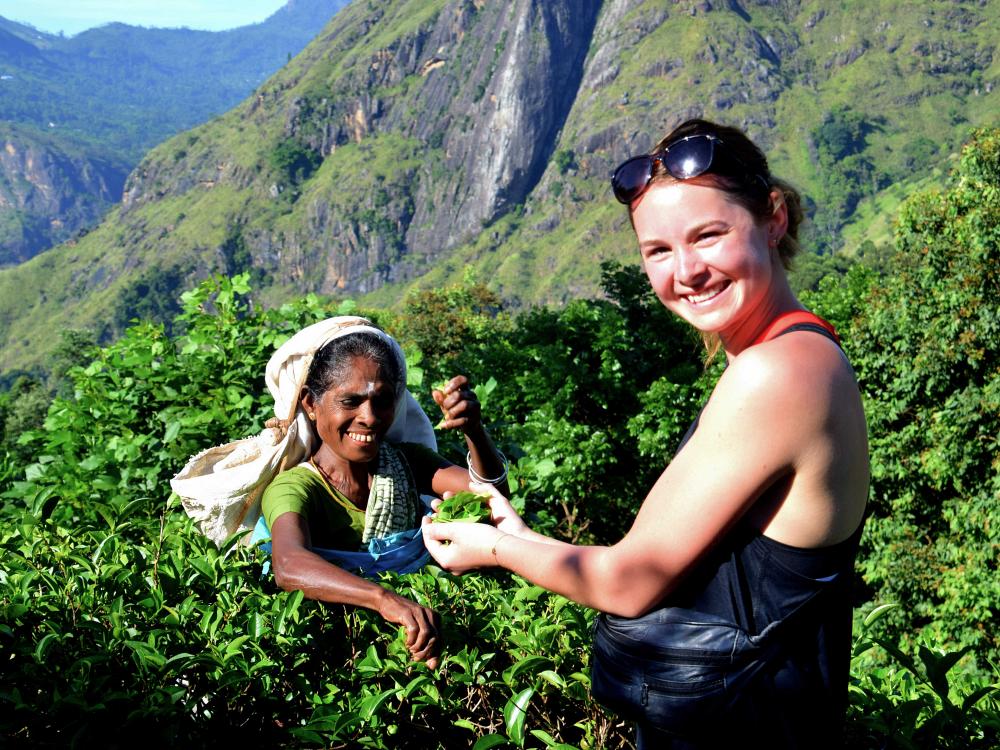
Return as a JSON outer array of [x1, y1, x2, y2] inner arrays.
[[713, 331, 855, 417], [701, 330, 867, 545], [695, 329, 864, 472]]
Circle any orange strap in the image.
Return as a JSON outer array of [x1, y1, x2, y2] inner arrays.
[[753, 310, 840, 346]]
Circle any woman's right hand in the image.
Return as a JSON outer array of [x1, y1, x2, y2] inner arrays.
[[467, 481, 527, 536], [430, 482, 528, 537], [376, 589, 441, 669]]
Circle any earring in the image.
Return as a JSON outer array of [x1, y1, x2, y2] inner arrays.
[[308, 412, 316, 420]]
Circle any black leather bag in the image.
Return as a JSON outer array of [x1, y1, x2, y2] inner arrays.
[[590, 605, 792, 738]]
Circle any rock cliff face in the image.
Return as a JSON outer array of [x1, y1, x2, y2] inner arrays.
[[122, 0, 602, 295], [0, 126, 128, 265], [117, 0, 817, 297], [1, 0, 998, 373]]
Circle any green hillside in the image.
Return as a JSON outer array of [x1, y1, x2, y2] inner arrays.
[[0, 0, 997, 374], [0, 1, 350, 161], [0, 1, 350, 264]]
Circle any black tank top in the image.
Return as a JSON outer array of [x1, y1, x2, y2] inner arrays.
[[663, 320, 864, 746]]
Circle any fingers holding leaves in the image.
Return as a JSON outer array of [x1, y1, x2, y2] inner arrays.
[[470, 481, 527, 535], [432, 375, 482, 431], [421, 515, 498, 572], [379, 590, 442, 668]]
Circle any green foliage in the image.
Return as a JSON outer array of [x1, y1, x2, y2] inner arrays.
[[434, 491, 491, 523], [112, 264, 189, 336], [848, 605, 1000, 749], [815, 108, 872, 162], [553, 150, 576, 175], [395, 277, 506, 365], [0, 376, 50, 486], [268, 140, 323, 189], [0, 274, 627, 747], [845, 128, 1000, 658], [0, 490, 625, 747], [808, 109, 887, 248], [788, 248, 858, 296]]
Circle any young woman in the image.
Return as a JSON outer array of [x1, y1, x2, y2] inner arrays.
[[422, 119, 869, 747]]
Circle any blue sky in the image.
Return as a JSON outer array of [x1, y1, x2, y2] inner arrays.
[[0, 0, 290, 36]]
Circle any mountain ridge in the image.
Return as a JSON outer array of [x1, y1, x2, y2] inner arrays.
[[0, 122, 129, 265], [0, 0, 350, 264], [0, 0, 997, 373]]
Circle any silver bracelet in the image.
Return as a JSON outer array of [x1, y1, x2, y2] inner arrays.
[[467, 450, 508, 485]]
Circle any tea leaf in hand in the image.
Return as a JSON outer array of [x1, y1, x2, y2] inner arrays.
[[433, 490, 491, 523]]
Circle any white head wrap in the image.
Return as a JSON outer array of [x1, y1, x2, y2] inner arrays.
[[170, 316, 436, 546]]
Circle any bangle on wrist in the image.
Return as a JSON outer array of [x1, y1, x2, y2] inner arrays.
[[467, 450, 508, 485]]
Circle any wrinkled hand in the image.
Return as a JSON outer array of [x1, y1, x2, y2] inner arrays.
[[421, 514, 502, 574], [377, 590, 441, 669], [432, 375, 482, 433]]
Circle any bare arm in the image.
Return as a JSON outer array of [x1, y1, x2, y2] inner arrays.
[[270, 511, 441, 667], [424, 335, 868, 616], [432, 375, 510, 497]]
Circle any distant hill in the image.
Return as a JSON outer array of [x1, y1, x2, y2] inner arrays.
[[0, 0, 997, 374], [0, 122, 129, 265], [0, 0, 350, 263]]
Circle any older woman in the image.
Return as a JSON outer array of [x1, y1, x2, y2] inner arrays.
[[262, 321, 507, 669], [423, 119, 869, 747], [173, 316, 507, 670]]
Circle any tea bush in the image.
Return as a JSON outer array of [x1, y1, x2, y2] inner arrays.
[[1, 494, 627, 747], [805, 128, 1000, 662], [0, 275, 626, 747]]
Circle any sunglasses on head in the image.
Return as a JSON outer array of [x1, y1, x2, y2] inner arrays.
[[611, 133, 767, 205]]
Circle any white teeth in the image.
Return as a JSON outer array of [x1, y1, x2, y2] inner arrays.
[[348, 432, 374, 443], [686, 285, 726, 304]]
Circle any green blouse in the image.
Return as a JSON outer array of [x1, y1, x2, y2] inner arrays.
[[261, 442, 447, 550]]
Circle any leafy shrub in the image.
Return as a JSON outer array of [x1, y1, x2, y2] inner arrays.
[[0, 493, 627, 747], [842, 128, 1000, 660], [112, 264, 188, 337], [553, 150, 576, 175], [269, 139, 323, 187], [847, 606, 1000, 750], [0, 274, 629, 748]]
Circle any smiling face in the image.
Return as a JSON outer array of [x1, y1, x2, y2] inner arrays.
[[303, 355, 397, 468], [631, 178, 789, 350]]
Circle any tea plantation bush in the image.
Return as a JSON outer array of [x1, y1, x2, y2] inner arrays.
[[3, 128, 1000, 748], [0, 277, 634, 748]]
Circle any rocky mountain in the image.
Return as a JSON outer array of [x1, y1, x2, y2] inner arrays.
[[0, 124, 129, 265], [0, 0, 350, 264], [0, 0, 997, 373]]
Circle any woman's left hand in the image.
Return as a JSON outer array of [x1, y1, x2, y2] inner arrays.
[[432, 375, 482, 433], [421, 515, 501, 573]]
